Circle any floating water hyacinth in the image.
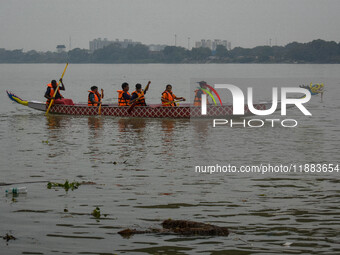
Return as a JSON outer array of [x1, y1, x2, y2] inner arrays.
[[91, 207, 101, 219], [47, 180, 81, 191]]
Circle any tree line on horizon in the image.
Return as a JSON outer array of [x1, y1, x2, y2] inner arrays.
[[1, 39, 340, 64]]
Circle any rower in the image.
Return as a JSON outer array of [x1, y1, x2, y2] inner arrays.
[[130, 83, 147, 106], [117, 82, 131, 106], [45, 78, 74, 105], [194, 81, 210, 106], [161, 84, 185, 106], [88, 86, 104, 106]]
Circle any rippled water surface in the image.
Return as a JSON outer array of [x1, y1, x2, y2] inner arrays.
[[0, 64, 339, 254]]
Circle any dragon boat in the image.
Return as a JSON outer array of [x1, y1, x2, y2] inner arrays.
[[6, 91, 271, 118]]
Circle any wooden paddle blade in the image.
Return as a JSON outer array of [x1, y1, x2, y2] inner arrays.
[[45, 99, 55, 115], [98, 104, 102, 115], [144, 81, 151, 92], [127, 102, 137, 114]]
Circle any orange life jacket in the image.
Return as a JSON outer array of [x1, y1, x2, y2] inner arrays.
[[162, 91, 176, 107], [117, 90, 130, 106], [194, 89, 208, 106], [88, 90, 101, 106], [131, 90, 146, 106], [46, 83, 63, 104]]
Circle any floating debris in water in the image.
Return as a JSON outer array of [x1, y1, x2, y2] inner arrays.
[[0, 180, 49, 187], [162, 219, 229, 236], [47, 180, 80, 191], [91, 207, 101, 219], [5, 187, 27, 195], [47, 180, 97, 191], [159, 193, 173, 196], [283, 242, 293, 246], [81, 181, 97, 185], [118, 228, 151, 237], [2, 233, 16, 243], [118, 219, 229, 237]]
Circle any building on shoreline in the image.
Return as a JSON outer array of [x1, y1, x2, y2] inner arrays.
[[89, 38, 167, 52], [194, 39, 231, 51], [89, 38, 142, 52], [148, 44, 167, 52], [56, 45, 66, 53]]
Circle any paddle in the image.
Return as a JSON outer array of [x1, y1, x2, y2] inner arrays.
[[98, 89, 104, 115], [127, 81, 151, 114], [98, 102, 102, 115], [45, 63, 69, 115], [163, 99, 185, 106]]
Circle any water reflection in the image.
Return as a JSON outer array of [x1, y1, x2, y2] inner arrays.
[[88, 116, 103, 130], [86, 117, 105, 167], [45, 115, 71, 144], [294, 124, 327, 163], [116, 118, 147, 159], [117, 118, 146, 133], [191, 119, 210, 138], [46, 115, 65, 130], [87, 116, 103, 139], [44, 115, 72, 161], [160, 119, 177, 157], [161, 119, 175, 139]]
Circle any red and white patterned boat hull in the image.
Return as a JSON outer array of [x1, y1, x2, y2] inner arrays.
[[27, 102, 268, 118]]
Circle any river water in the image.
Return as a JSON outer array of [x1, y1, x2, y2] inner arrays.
[[0, 64, 339, 254]]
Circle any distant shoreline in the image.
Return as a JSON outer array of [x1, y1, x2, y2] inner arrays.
[[1, 62, 339, 64], [1, 39, 340, 64]]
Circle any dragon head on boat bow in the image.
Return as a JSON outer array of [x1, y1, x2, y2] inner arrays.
[[6, 91, 28, 106]]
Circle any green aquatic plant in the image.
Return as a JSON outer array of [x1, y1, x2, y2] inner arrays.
[[2, 233, 16, 242], [91, 207, 101, 219], [47, 180, 81, 191]]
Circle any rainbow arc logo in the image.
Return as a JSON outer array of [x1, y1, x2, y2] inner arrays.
[[198, 84, 223, 106]]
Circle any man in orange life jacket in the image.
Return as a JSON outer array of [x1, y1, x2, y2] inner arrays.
[[130, 83, 147, 106], [194, 81, 210, 106], [161, 84, 186, 106], [45, 78, 73, 105], [117, 82, 131, 106], [88, 86, 104, 106]]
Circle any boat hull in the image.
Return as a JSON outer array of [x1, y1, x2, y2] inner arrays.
[[27, 102, 268, 118]]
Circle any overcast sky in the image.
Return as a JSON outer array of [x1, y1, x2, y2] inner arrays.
[[1, 0, 340, 52]]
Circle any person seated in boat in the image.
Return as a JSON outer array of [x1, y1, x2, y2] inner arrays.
[[161, 84, 185, 107], [130, 83, 147, 106], [117, 82, 131, 106], [194, 81, 210, 106], [88, 86, 104, 106], [45, 79, 74, 105]]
